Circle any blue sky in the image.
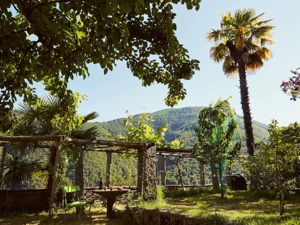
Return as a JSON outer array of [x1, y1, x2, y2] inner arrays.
[[28, 0, 300, 126]]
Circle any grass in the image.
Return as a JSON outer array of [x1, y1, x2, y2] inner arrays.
[[2, 189, 300, 225], [163, 189, 300, 224], [130, 186, 168, 209], [132, 187, 300, 225], [0, 204, 130, 225]]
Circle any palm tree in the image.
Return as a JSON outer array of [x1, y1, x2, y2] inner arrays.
[[207, 9, 274, 156], [0, 95, 100, 192], [0, 154, 44, 189]]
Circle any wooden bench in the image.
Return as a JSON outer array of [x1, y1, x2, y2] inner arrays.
[[61, 186, 94, 220]]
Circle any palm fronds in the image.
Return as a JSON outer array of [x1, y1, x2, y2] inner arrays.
[[0, 156, 44, 189], [82, 112, 99, 124], [210, 43, 228, 62], [207, 8, 274, 76], [4, 94, 101, 189]]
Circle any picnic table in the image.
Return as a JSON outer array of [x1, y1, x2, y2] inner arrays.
[[93, 189, 128, 218]]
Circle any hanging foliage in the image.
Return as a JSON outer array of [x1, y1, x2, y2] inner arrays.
[[0, 0, 201, 130]]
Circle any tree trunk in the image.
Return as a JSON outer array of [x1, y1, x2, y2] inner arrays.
[[280, 190, 284, 215], [218, 163, 224, 199], [199, 160, 205, 186], [211, 164, 219, 189], [237, 56, 255, 156], [167, 156, 184, 188], [176, 163, 184, 188]]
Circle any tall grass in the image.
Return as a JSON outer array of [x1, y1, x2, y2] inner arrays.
[[131, 186, 168, 209]]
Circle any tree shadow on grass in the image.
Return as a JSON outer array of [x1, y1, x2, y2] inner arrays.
[[0, 210, 126, 225], [164, 191, 300, 225]]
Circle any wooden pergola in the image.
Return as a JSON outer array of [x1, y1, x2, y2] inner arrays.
[[0, 135, 212, 216], [0, 135, 64, 216]]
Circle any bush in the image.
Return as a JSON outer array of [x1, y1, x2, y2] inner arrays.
[[243, 142, 296, 193]]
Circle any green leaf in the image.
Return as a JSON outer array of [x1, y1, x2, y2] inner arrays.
[[107, 63, 113, 71], [104, 68, 108, 75]]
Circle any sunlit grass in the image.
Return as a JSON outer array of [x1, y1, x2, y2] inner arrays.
[[156, 189, 300, 225]]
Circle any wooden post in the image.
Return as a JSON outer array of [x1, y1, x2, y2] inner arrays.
[[143, 143, 157, 200], [211, 163, 219, 189], [75, 150, 84, 214], [49, 137, 63, 217], [199, 160, 205, 186], [106, 152, 112, 188], [161, 155, 166, 186], [137, 148, 144, 193], [0, 143, 8, 180]]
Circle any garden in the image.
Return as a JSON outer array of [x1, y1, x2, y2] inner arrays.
[[1, 0, 300, 225]]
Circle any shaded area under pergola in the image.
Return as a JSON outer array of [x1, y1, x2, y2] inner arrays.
[[0, 135, 244, 216]]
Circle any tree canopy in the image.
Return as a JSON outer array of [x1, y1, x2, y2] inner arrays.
[[193, 98, 241, 198], [207, 8, 274, 76], [0, 0, 201, 130], [193, 98, 241, 166]]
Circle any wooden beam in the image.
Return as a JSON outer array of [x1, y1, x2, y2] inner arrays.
[[161, 155, 166, 186], [49, 137, 64, 217], [157, 153, 193, 158], [0, 135, 64, 142], [106, 152, 112, 188], [157, 147, 192, 153], [85, 148, 127, 153], [69, 139, 148, 148]]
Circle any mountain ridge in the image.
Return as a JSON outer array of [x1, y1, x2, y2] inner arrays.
[[84, 106, 269, 153]]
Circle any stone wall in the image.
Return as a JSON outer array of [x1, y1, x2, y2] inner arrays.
[[164, 185, 213, 192], [126, 206, 238, 225], [0, 189, 48, 213]]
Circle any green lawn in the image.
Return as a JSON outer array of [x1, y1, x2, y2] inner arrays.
[[2, 190, 300, 225], [135, 189, 300, 225], [0, 204, 129, 225]]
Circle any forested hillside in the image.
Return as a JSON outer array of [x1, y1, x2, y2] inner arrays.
[[1, 107, 269, 188], [77, 107, 268, 187]]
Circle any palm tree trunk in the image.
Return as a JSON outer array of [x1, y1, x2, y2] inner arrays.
[[238, 56, 255, 156]]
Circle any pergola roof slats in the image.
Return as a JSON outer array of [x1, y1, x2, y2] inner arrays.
[[156, 147, 192, 153], [69, 139, 150, 148], [0, 135, 64, 142]]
